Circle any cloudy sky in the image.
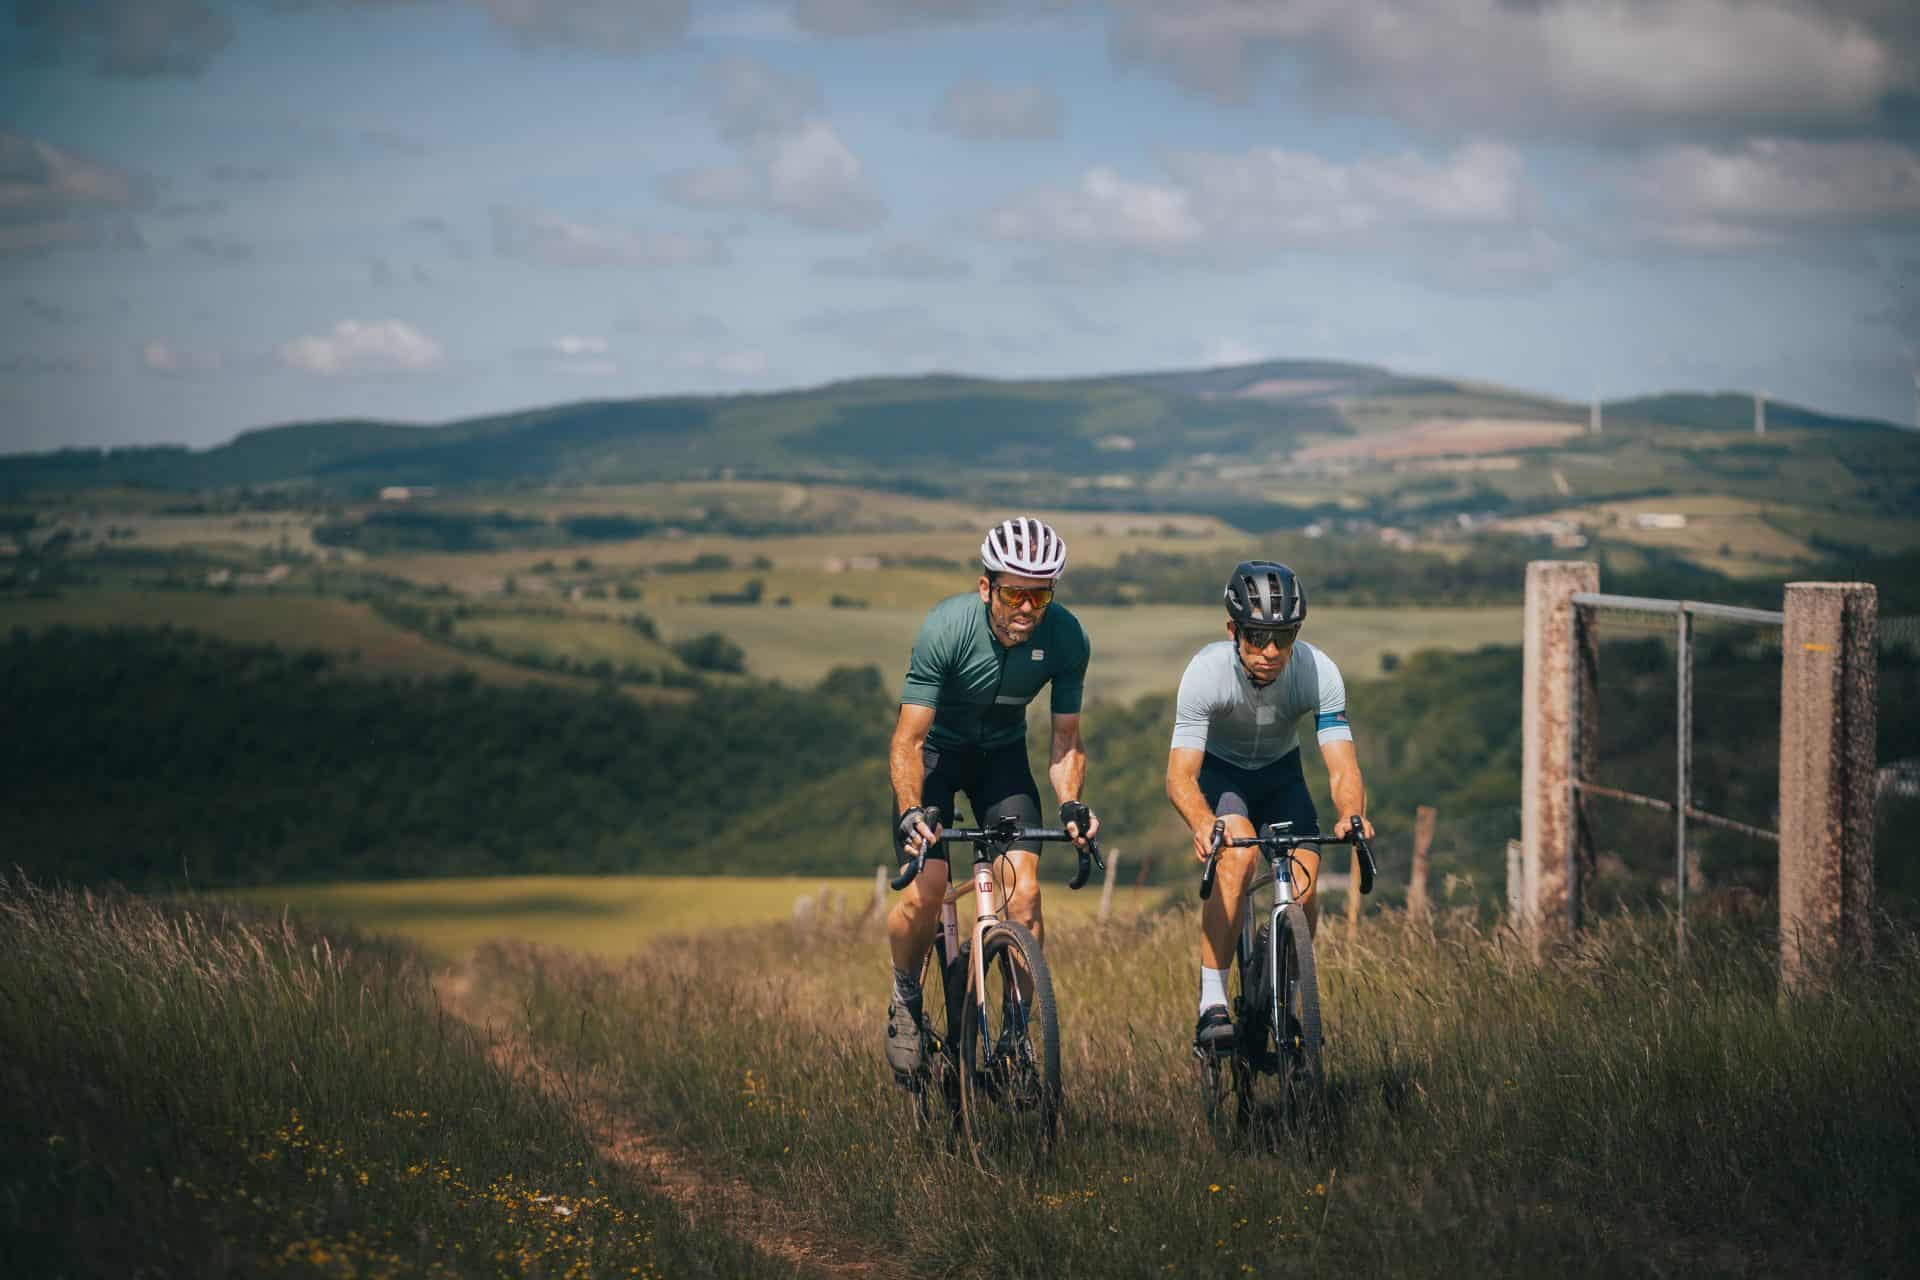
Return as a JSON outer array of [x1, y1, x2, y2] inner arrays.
[[4, 0, 1918, 453]]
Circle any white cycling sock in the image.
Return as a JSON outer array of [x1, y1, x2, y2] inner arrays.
[[1198, 965, 1229, 1015]]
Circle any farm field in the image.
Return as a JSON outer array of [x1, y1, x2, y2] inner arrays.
[[645, 602, 1526, 700], [231, 873, 1168, 960], [0, 587, 632, 693], [1532, 494, 1818, 578], [371, 518, 1246, 597]]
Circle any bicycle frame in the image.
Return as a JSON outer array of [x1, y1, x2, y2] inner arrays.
[[895, 810, 1100, 1076], [1239, 845, 1301, 1054]]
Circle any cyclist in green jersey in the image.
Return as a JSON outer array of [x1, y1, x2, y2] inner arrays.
[[885, 516, 1101, 1076]]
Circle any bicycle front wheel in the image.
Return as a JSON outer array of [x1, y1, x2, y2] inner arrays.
[[1273, 907, 1322, 1108], [957, 920, 1061, 1168]]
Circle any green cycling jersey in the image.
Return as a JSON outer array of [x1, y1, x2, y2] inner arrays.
[[899, 592, 1090, 750]]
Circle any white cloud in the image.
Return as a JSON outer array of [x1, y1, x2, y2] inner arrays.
[[932, 81, 1064, 140], [1108, 0, 1913, 139], [986, 167, 1203, 251], [762, 120, 885, 230], [143, 340, 222, 376], [536, 334, 618, 376], [988, 142, 1529, 261], [474, 0, 690, 54], [661, 57, 885, 231], [279, 320, 445, 377], [1625, 138, 1920, 249], [491, 205, 728, 268], [814, 238, 970, 278]]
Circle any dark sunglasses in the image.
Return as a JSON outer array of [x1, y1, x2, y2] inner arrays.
[[994, 585, 1055, 608], [1237, 624, 1300, 651]]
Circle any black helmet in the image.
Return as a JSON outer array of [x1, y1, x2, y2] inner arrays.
[[1223, 560, 1306, 626]]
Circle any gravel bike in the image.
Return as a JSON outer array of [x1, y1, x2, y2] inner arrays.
[[891, 807, 1100, 1168], [1194, 816, 1375, 1133]]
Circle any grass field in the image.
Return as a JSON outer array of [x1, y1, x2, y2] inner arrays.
[[452, 611, 689, 678], [232, 874, 1170, 961], [0, 586, 713, 704], [2, 876, 784, 1278], [471, 905, 1920, 1277], [644, 603, 1525, 700], [0, 587, 595, 688]]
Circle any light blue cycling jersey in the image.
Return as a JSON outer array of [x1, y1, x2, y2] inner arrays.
[[1170, 639, 1352, 769]]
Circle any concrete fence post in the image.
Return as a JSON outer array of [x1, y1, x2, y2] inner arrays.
[[1408, 805, 1437, 921], [1779, 582, 1878, 993], [1522, 560, 1600, 957]]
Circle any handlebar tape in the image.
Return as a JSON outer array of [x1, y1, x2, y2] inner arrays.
[[1350, 816, 1376, 895], [1199, 818, 1226, 901]]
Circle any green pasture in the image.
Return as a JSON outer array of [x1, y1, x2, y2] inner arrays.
[[451, 610, 688, 677], [0, 586, 587, 691], [232, 874, 1168, 960], [645, 603, 1524, 701]]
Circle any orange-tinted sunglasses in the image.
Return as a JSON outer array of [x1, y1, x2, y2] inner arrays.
[[994, 585, 1055, 608]]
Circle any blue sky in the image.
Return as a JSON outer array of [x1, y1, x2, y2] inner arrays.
[[3, 0, 1917, 452]]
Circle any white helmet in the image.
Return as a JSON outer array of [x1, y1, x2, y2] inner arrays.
[[981, 516, 1067, 580]]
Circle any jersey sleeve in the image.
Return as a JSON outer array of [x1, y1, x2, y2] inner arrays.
[[1169, 653, 1216, 753], [1048, 615, 1089, 715], [900, 609, 947, 708], [1310, 648, 1353, 745]]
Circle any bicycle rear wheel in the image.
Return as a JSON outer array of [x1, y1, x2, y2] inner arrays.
[[957, 920, 1060, 1169]]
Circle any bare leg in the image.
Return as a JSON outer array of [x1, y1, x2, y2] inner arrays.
[[1199, 814, 1260, 969], [887, 857, 951, 977]]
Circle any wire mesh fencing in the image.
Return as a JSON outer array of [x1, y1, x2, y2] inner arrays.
[[1572, 596, 1786, 926]]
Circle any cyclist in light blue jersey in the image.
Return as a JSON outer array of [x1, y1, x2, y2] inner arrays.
[[1166, 560, 1375, 1050]]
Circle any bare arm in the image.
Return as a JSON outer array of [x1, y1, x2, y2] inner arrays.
[[1166, 746, 1215, 862], [1318, 738, 1374, 841], [890, 703, 939, 852], [1048, 713, 1097, 846]]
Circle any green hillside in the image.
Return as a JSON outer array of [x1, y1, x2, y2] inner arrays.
[[8, 361, 1908, 516]]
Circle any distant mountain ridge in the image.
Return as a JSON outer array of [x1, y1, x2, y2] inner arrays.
[[0, 360, 1905, 498]]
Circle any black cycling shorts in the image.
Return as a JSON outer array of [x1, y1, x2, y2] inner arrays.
[[895, 740, 1043, 863], [1199, 748, 1320, 842]]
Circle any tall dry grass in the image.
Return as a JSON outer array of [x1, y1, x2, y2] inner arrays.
[[484, 904, 1920, 1278], [0, 874, 784, 1277]]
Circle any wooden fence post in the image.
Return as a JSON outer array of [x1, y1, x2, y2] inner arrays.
[[1506, 839, 1526, 926], [1408, 805, 1436, 921], [1521, 560, 1600, 957], [1779, 582, 1878, 993], [1098, 849, 1120, 922], [1346, 846, 1362, 930], [873, 864, 888, 920]]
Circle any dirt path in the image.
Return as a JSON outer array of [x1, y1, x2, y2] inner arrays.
[[433, 968, 900, 1280]]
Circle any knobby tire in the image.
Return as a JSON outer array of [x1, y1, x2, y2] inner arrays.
[[957, 920, 1060, 1170]]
